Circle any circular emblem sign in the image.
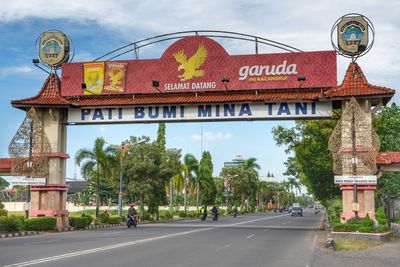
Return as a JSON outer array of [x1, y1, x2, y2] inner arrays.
[[331, 14, 375, 58], [38, 31, 70, 67]]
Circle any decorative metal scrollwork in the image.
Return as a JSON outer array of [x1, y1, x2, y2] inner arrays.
[[329, 97, 380, 175], [8, 107, 51, 177]]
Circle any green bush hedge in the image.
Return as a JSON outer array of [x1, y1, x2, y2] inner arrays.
[[81, 213, 93, 225], [69, 217, 90, 229], [0, 216, 22, 232], [107, 216, 121, 224], [99, 212, 110, 223], [179, 211, 187, 218], [0, 209, 8, 217], [24, 217, 56, 231]]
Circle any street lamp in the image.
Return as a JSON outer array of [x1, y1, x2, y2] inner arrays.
[[116, 139, 147, 217]]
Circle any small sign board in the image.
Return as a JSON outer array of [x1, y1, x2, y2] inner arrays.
[[11, 178, 46, 186], [334, 175, 377, 185]]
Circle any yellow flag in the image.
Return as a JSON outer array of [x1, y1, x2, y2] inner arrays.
[[83, 62, 105, 95]]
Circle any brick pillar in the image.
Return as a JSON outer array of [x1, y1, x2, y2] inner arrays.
[[28, 107, 70, 230], [339, 99, 376, 222]]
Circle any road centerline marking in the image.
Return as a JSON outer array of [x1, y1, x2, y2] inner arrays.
[[246, 234, 255, 239]]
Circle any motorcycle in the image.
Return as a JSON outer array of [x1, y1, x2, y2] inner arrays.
[[212, 212, 218, 221], [127, 215, 137, 228], [315, 208, 320, 215]]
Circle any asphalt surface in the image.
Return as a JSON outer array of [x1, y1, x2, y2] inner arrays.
[[0, 209, 324, 267]]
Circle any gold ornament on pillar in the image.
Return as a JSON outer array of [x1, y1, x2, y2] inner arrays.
[[329, 97, 380, 175], [8, 107, 51, 177]]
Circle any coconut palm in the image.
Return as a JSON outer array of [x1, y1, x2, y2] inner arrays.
[[184, 153, 200, 210], [75, 137, 116, 218]]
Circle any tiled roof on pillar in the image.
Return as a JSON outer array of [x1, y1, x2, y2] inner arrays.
[[12, 74, 70, 108], [376, 152, 400, 165], [323, 63, 395, 99], [0, 158, 12, 171]]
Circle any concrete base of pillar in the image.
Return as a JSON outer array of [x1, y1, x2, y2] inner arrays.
[[29, 184, 70, 230], [340, 184, 376, 223]]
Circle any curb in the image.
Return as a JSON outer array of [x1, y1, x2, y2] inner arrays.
[[0, 231, 40, 238], [84, 223, 125, 230]]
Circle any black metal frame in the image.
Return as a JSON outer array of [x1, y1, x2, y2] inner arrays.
[[93, 30, 303, 62]]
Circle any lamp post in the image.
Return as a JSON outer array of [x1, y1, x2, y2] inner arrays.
[[117, 139, 146, 217]]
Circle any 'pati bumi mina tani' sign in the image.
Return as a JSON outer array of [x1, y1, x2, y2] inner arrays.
[[61, 36, 336, 96]]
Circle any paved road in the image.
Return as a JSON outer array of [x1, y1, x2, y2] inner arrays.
[[0, 209, 323, 267]]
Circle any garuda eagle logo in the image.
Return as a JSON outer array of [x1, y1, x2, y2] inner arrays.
[[173, 44, 208, 81]]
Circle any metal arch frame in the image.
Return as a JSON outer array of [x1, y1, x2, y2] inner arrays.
[[92, 30, 303, 62], [330, 13, 375, 60]]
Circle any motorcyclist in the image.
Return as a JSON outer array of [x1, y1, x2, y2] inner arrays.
[[127, 203, 138, 226], [200, 205, 207, 221], [211, 206, 218, 221], [232, 206, 238, 217], [315, 206, 320, 214]]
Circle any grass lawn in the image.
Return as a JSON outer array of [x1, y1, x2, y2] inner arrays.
[[334, 238, 383, 251], [7, 211, 25, 216]]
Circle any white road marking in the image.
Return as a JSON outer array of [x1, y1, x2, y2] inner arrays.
[[3, 228, 212, 267], [246, 234, 255, 239], [214, 244, 231, 252], [3, 213, 291, 267]]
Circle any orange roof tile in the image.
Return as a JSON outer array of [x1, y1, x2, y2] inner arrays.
[[324, 63, 395, 98], [0, 158, 12, 170], [67, 89, 324, 107], [12, 74, 70, 107], [376, 152, 400, 165]]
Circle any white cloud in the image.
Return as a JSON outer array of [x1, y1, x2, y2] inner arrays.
[[192, 131, 232, 142], [0, 65, 34, 79]]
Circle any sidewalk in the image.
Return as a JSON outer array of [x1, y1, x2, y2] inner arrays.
[[312, 233, 400, 267]]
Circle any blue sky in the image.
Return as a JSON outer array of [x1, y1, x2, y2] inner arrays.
[[1, 0, 400, 184]]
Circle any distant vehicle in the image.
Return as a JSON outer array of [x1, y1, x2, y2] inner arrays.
[[291, 207, 303, 217]]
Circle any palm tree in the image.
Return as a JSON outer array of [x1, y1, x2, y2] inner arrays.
[[184, 153, 200, 210], [75, 137, 116, 218], [241, 157, 261, 209], [287, 177, 301, 196]]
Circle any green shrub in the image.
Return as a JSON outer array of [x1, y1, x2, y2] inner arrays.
[[121, 215, 127, 222], [0, 216, 22, 232], [0, 200, 4, 210], [375, 207, 387, 225], [107, 216, 121, 224], [164, 211, 173, 220], [141, 211, 152, 221], [81, 213, 93, 225], [358, 226, 373, 233], [0, 209, 8, 217], [376, 225, 389, 232], [179, 211, 187, 218], [69, 217, 90, 229], [333, 223, 358, 232], [361, 214, 374, 227], [347, 217, 363, 225], [24, 217, 56, 231], [94, 218, 101, 225], [326, 198, 342, 224], [98, 212, 110, 223]]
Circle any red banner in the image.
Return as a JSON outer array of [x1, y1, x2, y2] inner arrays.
[[61, 36, 336, 96]]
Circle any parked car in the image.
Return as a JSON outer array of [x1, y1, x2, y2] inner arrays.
[[291, 207, 303, 216]]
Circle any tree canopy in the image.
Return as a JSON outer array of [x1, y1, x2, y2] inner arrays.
[[272, 120, 341, 205]]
